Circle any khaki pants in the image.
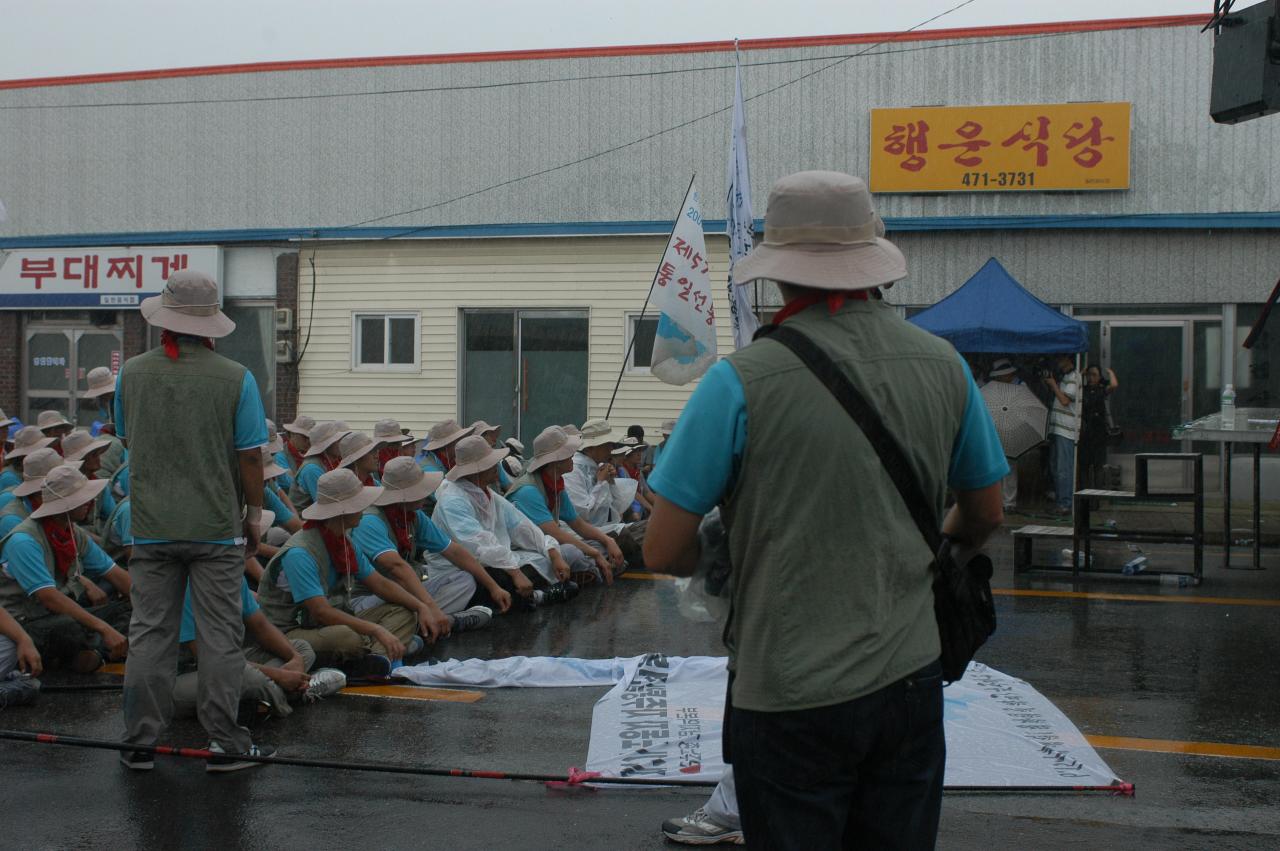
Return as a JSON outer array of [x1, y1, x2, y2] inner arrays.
[[173, 639, 316, 719], [286, 602, 417, 665], [123, 542, 249, 753]]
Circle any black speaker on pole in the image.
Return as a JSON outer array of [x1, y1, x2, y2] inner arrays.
[[1210, 0, 1280, 124]]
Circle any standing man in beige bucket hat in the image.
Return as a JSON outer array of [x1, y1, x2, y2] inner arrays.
[[116, 269, 275, 771], [645, 172, 1008, 848]]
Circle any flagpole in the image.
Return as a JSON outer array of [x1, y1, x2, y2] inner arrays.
[[605, 172, 698, 421]]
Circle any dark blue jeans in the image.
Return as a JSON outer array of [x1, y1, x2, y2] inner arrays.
[[728, 659, 945, 851]]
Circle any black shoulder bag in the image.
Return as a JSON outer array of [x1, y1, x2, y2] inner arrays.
[[764, 324, 997, 683]]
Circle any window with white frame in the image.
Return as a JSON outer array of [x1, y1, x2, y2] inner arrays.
[[353, 312, 420, 371], [626, 313, 660, 373]]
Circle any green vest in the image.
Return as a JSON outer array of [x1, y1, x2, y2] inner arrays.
[[721, 300, 968, 712], [507, 472, 569, 523], [0, 516, 95, 622], [97, 433, 127, 478], [288, 458, 325, 513], [119, 343, 248, 541], [259, 527, 356, 631], [0, 495, 28, 526]]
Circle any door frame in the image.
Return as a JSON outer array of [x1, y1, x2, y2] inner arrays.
[[21, 321, 124, 424]]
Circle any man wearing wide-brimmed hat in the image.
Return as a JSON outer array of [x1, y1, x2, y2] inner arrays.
[[261, 419, 294, 494], [372, 418, 417, 476], [612, 436, 653, 520], [81, 366, 129, 477], [0, 466, 132, 675], [36, 410, 75, 452], [564, 419, 647, 566], [418, 418, 474, 475], [4, 427, 50, 494], [116, 269, 274, 770], [281, 414, 315, 478], [429, 436, 578, 609], [645, 172, 1008, 848], [62, 429, 118, 539], [258, 469, 431, 678], [0, 448, 81, 538], [338, 431, 381, 486], [289, 420, 350, 513], [352, 457, 503, 636], [507, 426, 625, 587]]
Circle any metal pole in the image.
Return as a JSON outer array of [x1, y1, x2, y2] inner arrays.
[[605, 173, 697, 421], [1253, 443, 1262, 570]]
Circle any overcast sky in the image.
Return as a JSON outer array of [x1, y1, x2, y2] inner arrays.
[[2, 0, 1210, 81]]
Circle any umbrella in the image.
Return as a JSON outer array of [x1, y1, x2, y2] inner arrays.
[[980, 381, 1048, 460]]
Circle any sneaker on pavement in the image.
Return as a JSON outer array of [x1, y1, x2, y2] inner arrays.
[[0, 672, 41, 708], [542, 580, 579, 605], [302, 668, 347, 703], [661, 807, 744, 845], [205, 742, 277, 773], [450, 605, 493, 633], [118, 750, 155, 771]]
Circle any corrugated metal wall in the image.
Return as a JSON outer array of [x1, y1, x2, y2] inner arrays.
[[295, 237, 736, 433], [2, 22, 1276, 237]]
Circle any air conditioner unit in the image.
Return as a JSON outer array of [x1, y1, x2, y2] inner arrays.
[[274, 308, 294, 332], [275, 339, 295, 365]]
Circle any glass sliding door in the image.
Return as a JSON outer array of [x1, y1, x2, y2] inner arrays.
[[1103, 322, 1187, 455]]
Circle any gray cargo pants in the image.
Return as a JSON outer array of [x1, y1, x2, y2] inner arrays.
[[122, 542, 250, 753]]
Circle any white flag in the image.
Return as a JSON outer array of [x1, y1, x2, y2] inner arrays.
[[726, 49, 759, 349], [650, 182, 717, 386]]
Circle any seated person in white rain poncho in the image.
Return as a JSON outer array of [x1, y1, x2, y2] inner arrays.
[[563, 419, 647, 567], [429, 436, 578, 610]]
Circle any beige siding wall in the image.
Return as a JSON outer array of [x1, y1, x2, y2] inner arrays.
[[296, 236, 739, 437]]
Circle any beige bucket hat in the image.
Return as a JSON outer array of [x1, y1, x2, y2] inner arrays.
[[578, 419, 615, 449], [13, 448, 81, 497], [82, 366, 117, 399], [338, 431, 378, 469], [283, 414, 316, 436], [446, 435, 510, 482], [527, 426, 582, 473], [140, 270, 236, 338], [36, 410, 74, 432], [61, 429, 112, 463], [305, 421, 350, 457], [260, 445, 289, 480], [659, 419, 677, 437], [373, 418, 415, 446], [301, 468, 383, 521], [611, 436, 647, 457], [469, 420, 501, 438], [375, 457, 444, 506], [0, 408, 16, 430], [8, 426, 54, 459], [503, 437, 525, 458], [731, 171, 906, 291], [426, 418, 474, 451], [29, 465, 109, 520], [562, 424, 581, 437], [252, 509, 276, 538]]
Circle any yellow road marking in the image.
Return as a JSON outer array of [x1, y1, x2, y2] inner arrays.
[[620, 571, 675, 580], [340, 685, 484, 703], [99, 663, 127, 675], [994, 588, 1280, 607], [1086, 735, 1280, 761]]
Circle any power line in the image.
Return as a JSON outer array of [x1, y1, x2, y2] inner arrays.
[[0, 21, 1106, 113], [359, 0, 980, 237]]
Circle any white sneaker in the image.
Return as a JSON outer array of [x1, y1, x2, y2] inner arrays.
[[660, 807, 744, 845], [205, 741, 276, 773], [450, 605, 493, 634], [303, 668, 347, 703]]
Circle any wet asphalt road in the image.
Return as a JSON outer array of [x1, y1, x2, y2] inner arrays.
[[2, 527, 1279, 850]]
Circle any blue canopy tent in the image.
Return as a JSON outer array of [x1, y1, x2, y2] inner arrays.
[[908, 258, 1087, 353]]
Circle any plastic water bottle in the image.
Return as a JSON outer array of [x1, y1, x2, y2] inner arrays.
[[1221, 384, 1237, 428], [1121, 555, 1148, 575], [1160, 573, 1190, 588]]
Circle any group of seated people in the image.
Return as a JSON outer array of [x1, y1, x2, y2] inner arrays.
[[0, 378, 674, 723]]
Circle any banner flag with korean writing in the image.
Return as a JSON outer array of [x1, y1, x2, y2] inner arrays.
[[726, 48, 759, 350], [649, 181, 717, 386]]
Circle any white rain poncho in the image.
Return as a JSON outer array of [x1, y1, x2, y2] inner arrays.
[[428, 479, 562, 583], [564, 452, 637, 532]]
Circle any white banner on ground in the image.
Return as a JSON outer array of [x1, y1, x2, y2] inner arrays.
[[649, 181, 717, 385], [395, 654, 1122, 788], [726, 48, 759, 350]]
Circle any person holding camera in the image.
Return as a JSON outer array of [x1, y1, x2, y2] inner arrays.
[[1044, 354, 1082, 514]]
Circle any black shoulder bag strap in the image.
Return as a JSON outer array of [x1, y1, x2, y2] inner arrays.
[[762, 324, 942, 552]]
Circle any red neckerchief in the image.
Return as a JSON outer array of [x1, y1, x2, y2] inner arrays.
[[160, 330, 214, 361], [439, 450, 454, 472], [385, 504, 415, 559], [99, 423, 116, 437], [50, 440, 64, 458], [622, 461, 642, 480], [27, 493, 42, 511], [303, 520, 358, 575], [286, 440, 306, 468], [361, 472, 377, 487], [318, 453, 339, 473], [772, 289, 870, 326], [39, 517, 78, 577], [539, 468, 565, 517], [377, 445, 400, 475]]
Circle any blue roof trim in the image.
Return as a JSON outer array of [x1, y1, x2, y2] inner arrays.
[[3, 212, 1279, 248]]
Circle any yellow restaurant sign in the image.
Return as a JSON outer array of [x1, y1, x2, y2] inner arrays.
[[869, 102, 1131, 193]]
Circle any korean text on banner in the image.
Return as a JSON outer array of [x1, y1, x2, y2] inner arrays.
[[870, 102, 1131, 193], [650, 183, 717, 385], [726, 50, 759, 350]]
